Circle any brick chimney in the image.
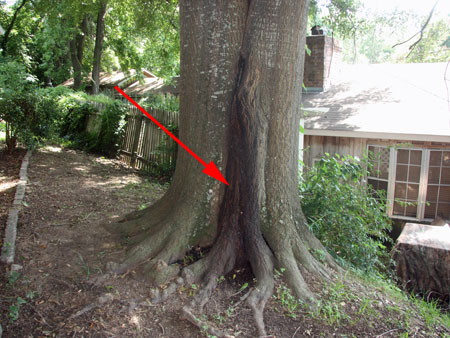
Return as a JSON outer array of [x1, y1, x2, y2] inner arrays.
[[304, 32, 341, 92]]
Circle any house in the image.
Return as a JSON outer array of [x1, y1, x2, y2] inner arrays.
[[301, 34, 450, 223], [61, 69, 178, 98]]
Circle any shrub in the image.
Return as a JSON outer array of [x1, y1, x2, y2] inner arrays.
[[32, 86, 73, 142], [57, 92, 127, 157], [139, 93, 179, 112], [90, 96, 128, 156], [299, 153, 393, 273], [57, 91, 96, 139], [0, 61, 75, 150], [0, 60, 38, 150]]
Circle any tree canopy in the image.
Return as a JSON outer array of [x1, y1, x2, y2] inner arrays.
[[0, 0, 179, 87], [310, 0, 450, 64]]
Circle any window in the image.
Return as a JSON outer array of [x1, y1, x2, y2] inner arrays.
[[367, 145, 450, 222], [368, 145, 389, 192], [424, 150, 450, 219], [392, 149, 422, 218]]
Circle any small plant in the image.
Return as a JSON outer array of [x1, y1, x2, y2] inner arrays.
[[213, 314, 225, 324], [314, 300, 348, 325], [311, 248, 327, 263], [410, 293, 450, 329], [7, 271, 21, 287], [188, 283, 199, 297], [183, 254, 195, 266], [138, 203, 147, 211], [273, 268, 302, 317], [275, 285, 301, 317], [225, 306, 235, 317], [9, 296, 26, 322], [76, 252, 90, 279], [237, 282, 248, 293], [358, 298, 372, 316], [26, 291, 35, 300]]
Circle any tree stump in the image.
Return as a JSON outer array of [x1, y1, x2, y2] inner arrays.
[[393, 223, 450, 300]]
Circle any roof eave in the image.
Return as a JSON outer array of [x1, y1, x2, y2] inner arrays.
[[304, 129, 450, 143]]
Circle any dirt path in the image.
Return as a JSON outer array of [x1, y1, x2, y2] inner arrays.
[[0, 147, 202, 337]]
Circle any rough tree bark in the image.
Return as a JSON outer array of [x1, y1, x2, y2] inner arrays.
[[69, 16, 89, 90], [106, 0, 339, 335], [91, 0, 108, 95]]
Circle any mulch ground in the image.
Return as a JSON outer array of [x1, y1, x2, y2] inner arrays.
[[0, 146, 449, 337]]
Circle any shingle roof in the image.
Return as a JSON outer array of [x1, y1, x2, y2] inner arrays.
[[302, 63, 450, 142], [61, 70, 136, 88]]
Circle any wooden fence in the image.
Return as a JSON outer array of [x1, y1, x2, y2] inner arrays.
[[119, 106, 178, 170], [87, 102, 178, 171]]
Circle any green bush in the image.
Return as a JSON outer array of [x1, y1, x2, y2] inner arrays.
[[91, 97, 128, 157], [0, 61, 75, 150], [139, 93, 179, 112], [32, 86, 73, 142], [300, 153, 392, 273], [56, 92, 127, 157], [57, 91, 96, 139], [0, 60, 38, 150]]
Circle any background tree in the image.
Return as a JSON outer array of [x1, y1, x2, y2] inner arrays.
[[0, 0, 28, 56], [405, 17, 450, 63], [91, 0, 108, 95], [69, 15, 89, 90], [106, 0, 179, 79], [105, 1, 339, 335], [0, 0, 179, 88]]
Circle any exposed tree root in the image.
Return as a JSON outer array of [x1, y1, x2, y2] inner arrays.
[[105, 207, 339, 336], [181, 306, 232, 338]]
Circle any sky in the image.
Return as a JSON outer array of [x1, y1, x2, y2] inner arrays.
[[363, 0, 450, 16]]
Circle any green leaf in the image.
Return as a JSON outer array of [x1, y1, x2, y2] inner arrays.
[[239, 282, 248, 292]]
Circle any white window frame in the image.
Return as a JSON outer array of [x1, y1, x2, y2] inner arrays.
[[367, 145, 449, 222]]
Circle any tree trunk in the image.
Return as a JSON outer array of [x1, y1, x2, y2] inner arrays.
[[5, 121, 17, 153], [91, 0, 108, 95], [106, 0, 339, 335], [69, 16, 88, 90]]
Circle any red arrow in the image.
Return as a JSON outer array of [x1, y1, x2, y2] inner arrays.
[[114, 86, 228, 185]]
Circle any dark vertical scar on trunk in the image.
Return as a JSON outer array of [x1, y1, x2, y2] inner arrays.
[[214, 50, 265, 268]]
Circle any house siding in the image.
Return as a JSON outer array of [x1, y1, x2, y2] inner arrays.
[[303, 135, 366, 168], [303, 135, 450, 169]]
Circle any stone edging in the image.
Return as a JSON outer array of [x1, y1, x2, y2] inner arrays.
[[1, 150, 32, 264]]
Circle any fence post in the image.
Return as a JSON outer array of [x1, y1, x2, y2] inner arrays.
[[130, 115, 143, 168]]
